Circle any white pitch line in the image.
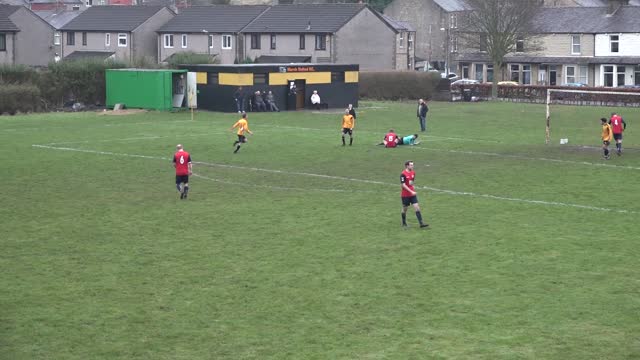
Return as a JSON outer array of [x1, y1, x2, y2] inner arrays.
[[31, 143, 638, 214], [414, 146, 640, 171], [40, 132, 233, 146]]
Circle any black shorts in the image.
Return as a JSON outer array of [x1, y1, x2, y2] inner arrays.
[[613, 133, 623, 141], [401, 195, 418, 206], [237, 135, 247, 143], [176, 175, 189, 184], [342, 128, 353, 136], [603, 140, 610, 146]]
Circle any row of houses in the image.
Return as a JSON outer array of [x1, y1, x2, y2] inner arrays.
[[385, 0, 640, 87], [0, 3, 417, 70]]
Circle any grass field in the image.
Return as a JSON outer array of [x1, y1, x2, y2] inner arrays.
[[1, 101, 639, 359]]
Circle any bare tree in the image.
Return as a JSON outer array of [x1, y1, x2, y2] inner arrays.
[[459, 0, 544, 97]]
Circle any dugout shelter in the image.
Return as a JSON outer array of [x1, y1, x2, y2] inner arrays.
[[179, 63, 359, 112], [106, 69, 192, 111]]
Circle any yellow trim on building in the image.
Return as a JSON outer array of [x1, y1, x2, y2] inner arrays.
[[219, 73, 254, 86], [269, 72, 331, 85], [345, 71, 359, 83], [196, 72, 208, 85]]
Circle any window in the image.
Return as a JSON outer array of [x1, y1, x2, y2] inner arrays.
[[299, 34, 305, 49], [82, 32, 87, 46], [270, 34, 276, 50], [0, 34, 5, 51], [603, 65, 614, 87], [85, 0, 92, 5], [522, 64, 531, 84], [408, 33, 413, 50], [565, 65, 588, 84], [635, 65, 640, 86], [67, 32, 75, 46], [54, 32, 61, 45], [610, 35, 619, 53], [516, 37, 524, 52], [164, 34, 173, 48], [209, 35, 213, 49], [450, 13, 457, 29], [253, 73, 266, 84], [315, 34, 326, 50], [451, 35, 458, 52], [105, 33, 110, 46], [571, 35, 580, 55], [250, 34, 261, 49], [208, 73, 218, 85], [462, 63, 469, 79], [475, 63, 484, 81], [118, 33, 127, 47], [479, 34, 487, 52], [222, 34, 231, 49], [487, 64, 494, 83], [181, 34, 187, 48], [617, 65, 625, 86], [331, 71, 344, 82], [399, 32, 404, 48], [510, 64, 520, 82], [72, 5, 80, 10]]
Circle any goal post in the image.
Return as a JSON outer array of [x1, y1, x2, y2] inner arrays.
[[545, 88, 640, 144]]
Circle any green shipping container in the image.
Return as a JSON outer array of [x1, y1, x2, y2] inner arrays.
[[106, 69, 188, 111]]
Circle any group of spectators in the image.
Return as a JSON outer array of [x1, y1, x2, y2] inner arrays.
[[234, 87, 279, 113]]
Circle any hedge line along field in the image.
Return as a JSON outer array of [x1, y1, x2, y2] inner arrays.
[[1, 101, 639, 359]]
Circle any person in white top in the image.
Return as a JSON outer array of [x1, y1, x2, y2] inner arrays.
[[310, 90, 321, 110]]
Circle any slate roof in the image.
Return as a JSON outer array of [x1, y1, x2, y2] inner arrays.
[[60, 5, 167, 32], [533, 6, 640, 33], [65, 50, 115, 60], [157, 5, 268, 33], [432, 0, 470, 12], [381, 14, 414, 32], [457, 53, 640, 65], [29, 0, 81, 4], [573, 0, 640, 6], [35, 9, 82, 29], [255, 55, 311, 63], [242, 4, 367, 33], [0, 4, 20, 31], [0, 0, 26, 5]]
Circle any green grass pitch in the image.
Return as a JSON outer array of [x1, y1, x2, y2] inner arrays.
[[1, 101, 639, 359]]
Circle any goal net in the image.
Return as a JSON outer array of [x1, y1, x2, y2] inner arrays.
[[545, 89, 640, 144]]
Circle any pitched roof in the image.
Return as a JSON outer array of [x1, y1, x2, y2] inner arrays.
[[65, 50, 115, 60], [533, 6, 640, 33], [35, 9, 82, 29], [29, 0, 81, 4], [242, 4, 366, 33], [381, 14, 414, 32], [158, 5, 268, 33], [432, 0, 470, 12], [0, 0, 26, 5], [255, 55, 311, 63], [573, 0, 640, 6], [60, 5, 167, 32], [0, 4, 20, 31]]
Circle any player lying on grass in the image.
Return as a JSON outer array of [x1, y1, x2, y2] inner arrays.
[[377, 132, 420, 147]]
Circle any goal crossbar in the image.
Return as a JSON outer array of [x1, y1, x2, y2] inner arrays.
[[545, 89, 640, 144]]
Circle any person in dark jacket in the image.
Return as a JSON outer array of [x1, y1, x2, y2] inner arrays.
[[348, 104, 356, 120], [233, 87, 245, 113], [417, 98, 429, 132], [253, 91, 266, 112]]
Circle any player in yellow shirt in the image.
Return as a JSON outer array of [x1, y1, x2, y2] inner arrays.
[[601, 117, 613, 160], [341, 109, 355, 146], [231, 112, 253, 153]]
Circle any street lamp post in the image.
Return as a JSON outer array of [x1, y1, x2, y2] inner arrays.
[[440, 27, 449, 76]]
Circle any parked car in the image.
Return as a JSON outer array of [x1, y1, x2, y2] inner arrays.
[[441, 72, 459, 80], [497, 81, 519, 86], [620, 84, 640, 89], [451, 79, 480, 86], [565, 82, 588, 87]]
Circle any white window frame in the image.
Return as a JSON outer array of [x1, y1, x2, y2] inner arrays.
[[399, 32, 404, 48], [85, 0, 92, 6], [117, 33, 127, 47], [610, 34, 619, 53], [208, 34, 213, 49], [408, 33, 413, 50], [571, 35, 580, 55], [565, 64, 588, 85], [181, 34, 187, 48], [164, 34, 174, 48], [105, 33, 110, 47], [221, 35, 231, 49], [54, 32, 61, 45], [522, 64, 531, 85], [450, 13, 457, 29]]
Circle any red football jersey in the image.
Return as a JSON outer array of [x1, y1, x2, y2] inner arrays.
[[384, 132, 398, 148], [400, 169, 415, 197], [610, 115, 624, 134], [173, 150, 192, 176]]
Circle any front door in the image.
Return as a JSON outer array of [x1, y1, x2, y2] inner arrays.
[[295, 79, 306, 110]]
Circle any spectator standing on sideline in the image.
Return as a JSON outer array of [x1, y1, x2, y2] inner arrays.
[[233, 87, 245, 113], [400, 160, 429, 228], [601, 117, 613, 160], [266, 91, 280, 112], [417, 98, 429, 132], [348, 103, 356, 119], [253, 91, 266, 112], [609, 112, 627, 155], [310, 90, 321, 110], [173, 144, 192, 199], [341, 109, 355, 146], [231, 112, 254, 154]]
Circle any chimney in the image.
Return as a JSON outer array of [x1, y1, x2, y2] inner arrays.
[[608, 0, 629, 16]]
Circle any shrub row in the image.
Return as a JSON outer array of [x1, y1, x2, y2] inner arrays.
[[359, 71, 441, 101], [0, 84, 41, 115]]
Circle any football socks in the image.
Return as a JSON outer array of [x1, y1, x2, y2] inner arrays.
[[401, 213, 407, 225]]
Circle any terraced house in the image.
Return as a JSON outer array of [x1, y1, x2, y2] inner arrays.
[[0, 4, 57, 66]]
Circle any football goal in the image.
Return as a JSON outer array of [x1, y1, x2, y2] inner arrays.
[[545, 88, 640, 144]]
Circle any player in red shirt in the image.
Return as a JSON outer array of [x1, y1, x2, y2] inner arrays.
[[173, 144, 192, 199], [382, 129, 399, 148], [400, 160, 429, 228], [609, 112, 627, 155]]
